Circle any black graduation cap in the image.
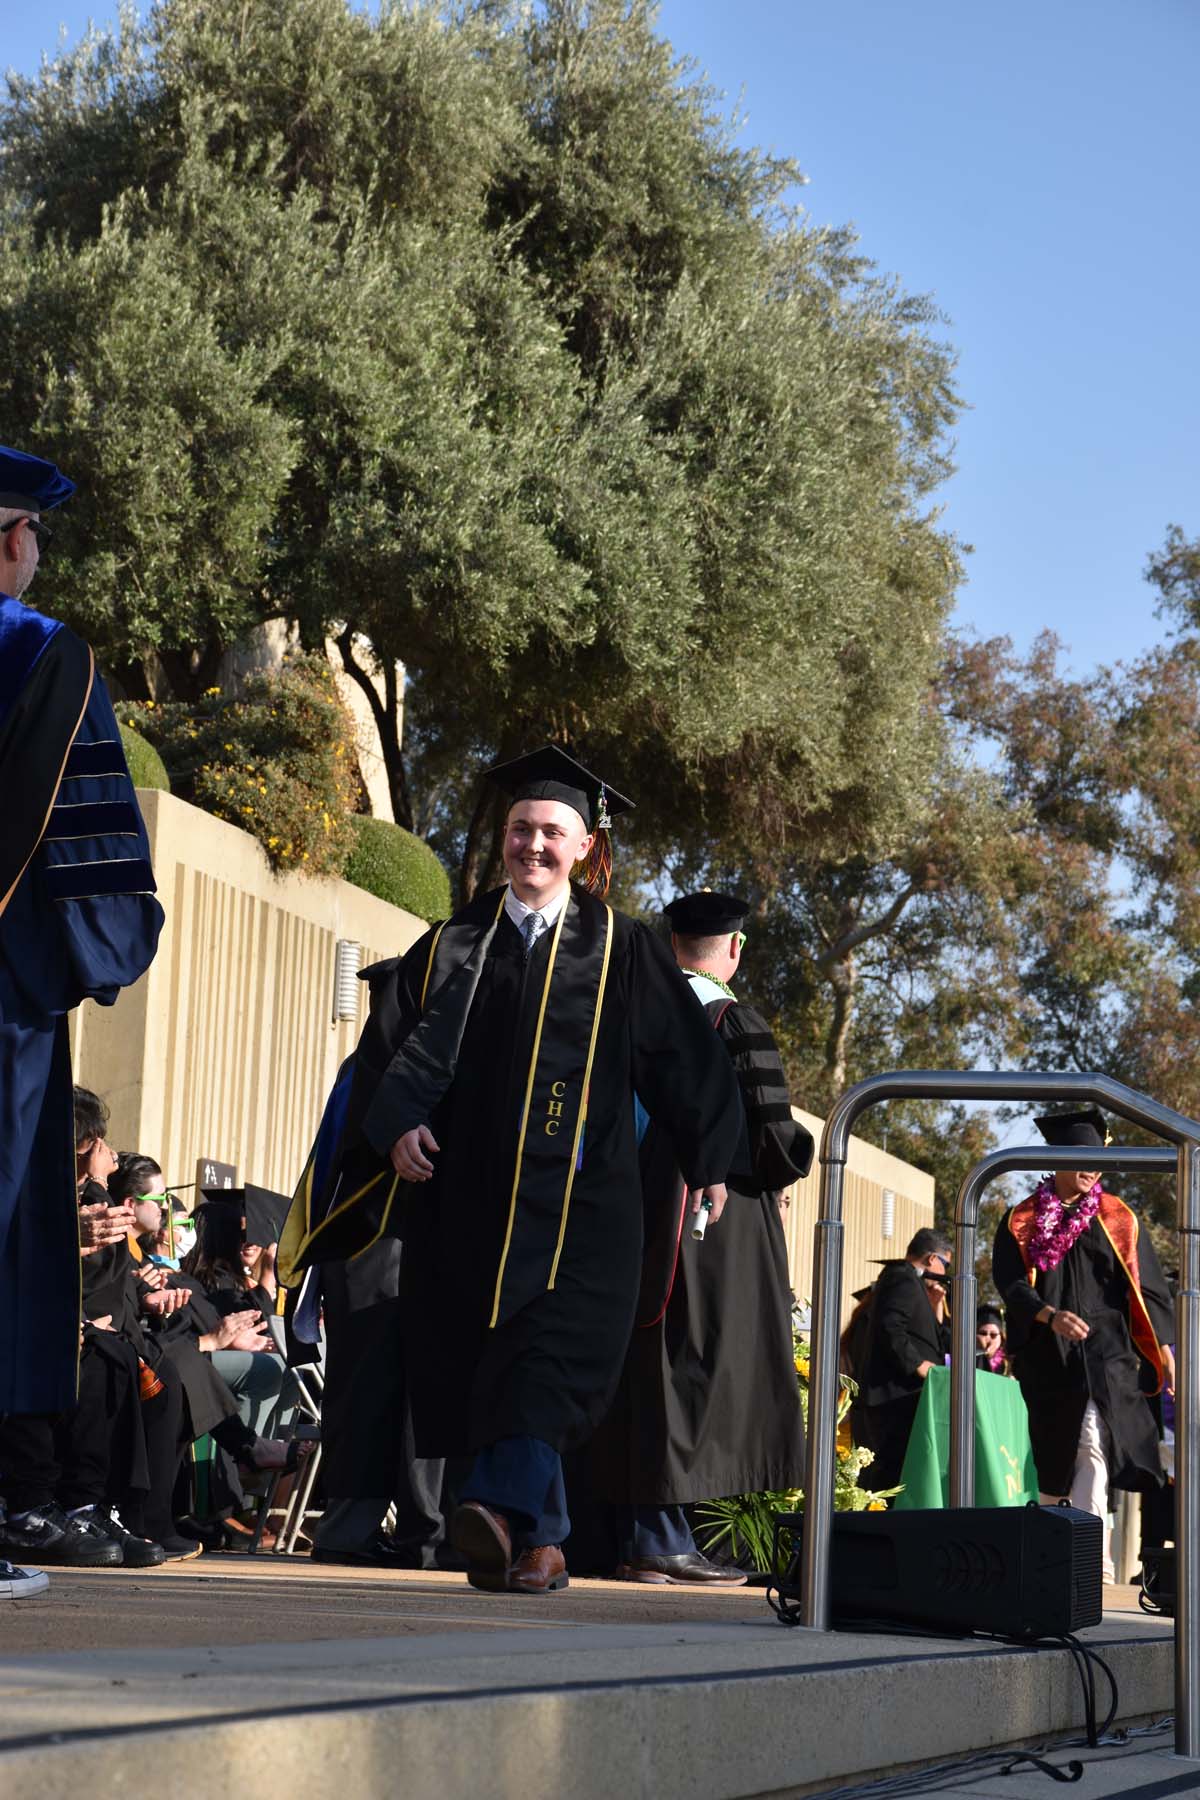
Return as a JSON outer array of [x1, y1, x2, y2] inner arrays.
[[0, 444, 75, 511], [200, 1183, 290, 1244], [1034, 1107, 1109, 1150], [976, 1302, 1004, 1327], [484, 744, 633, 832], [664, 890, 749, 936]]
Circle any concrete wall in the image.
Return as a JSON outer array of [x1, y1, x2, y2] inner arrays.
[[781, 1108, 936, 1323], [70, 790, 425, 1196]]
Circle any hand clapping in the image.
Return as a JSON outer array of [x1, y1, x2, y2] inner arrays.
[[79, 1201, 135, 1256]]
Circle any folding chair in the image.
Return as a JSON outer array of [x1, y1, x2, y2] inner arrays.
[[247, 1318, 325, 1555]]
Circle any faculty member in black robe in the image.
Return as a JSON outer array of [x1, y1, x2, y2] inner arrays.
[[586, 889, 812, 1583], [855, 1228, 953, 1491], [993, 1107, 1173, 1581], [285, 1061, 449, 1570], [280, 747, 743, 1594]]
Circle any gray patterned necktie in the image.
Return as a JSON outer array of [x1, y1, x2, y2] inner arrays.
[[521, 910, 546, 958]]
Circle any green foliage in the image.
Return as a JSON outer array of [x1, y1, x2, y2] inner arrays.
[[115, 654, 357, 875], [0, 0, 963, 888], [697, 1330, 898, 1571], [118, 722, 170, 792], [343, 816, 452, 923]]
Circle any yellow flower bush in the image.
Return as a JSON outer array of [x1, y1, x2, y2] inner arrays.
[[116, 654, 357, 876]]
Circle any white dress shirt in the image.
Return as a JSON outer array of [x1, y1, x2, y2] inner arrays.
[[504, 884, 569, 934]]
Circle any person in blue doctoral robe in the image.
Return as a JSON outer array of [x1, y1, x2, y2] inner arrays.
[[0, 445, 164, 1420]]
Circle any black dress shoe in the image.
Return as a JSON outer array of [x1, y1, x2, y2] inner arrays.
[[614, 1551, 748, 1586], [311, 1532, 435, 1570], [0, 1503, 123, 1568], [92, 1507, 167, 1568], [156, 1534, 203, 1561]]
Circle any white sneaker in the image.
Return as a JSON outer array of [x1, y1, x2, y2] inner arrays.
[[0, 1558, 49, 1599]]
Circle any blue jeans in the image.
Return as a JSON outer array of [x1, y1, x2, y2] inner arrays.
[[614, 1505, 696, 1563], [463, 1436, 570, 1548]]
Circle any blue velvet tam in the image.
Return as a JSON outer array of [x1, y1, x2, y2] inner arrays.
[[0, 444, 75, 512]]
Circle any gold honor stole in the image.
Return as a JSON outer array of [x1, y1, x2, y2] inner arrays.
[[486, 890, 614, 1327], [282, 886, 614, 1322], [1007, 1189, 1165, 1391]]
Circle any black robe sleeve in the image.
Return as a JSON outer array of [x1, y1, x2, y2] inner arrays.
[[993, 1209, 1045, 1345], [719, 1001, 814, 1190], [1135, 1222, 1175, 1345], [346, 944, 429, 1152], [627, 924, 743, 1189]]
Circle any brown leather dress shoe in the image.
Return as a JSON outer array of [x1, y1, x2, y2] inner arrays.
[[507, 1545, 568, 1593], [452, 1502, 513, 1592]]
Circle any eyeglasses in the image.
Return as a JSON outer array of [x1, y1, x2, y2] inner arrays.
[[1, 514, 53, 551]]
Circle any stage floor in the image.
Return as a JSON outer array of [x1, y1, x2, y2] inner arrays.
[[0, 1559, 1179, 1800]]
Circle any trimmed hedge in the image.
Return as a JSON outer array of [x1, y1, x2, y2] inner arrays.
[[343, 816, 452, 922], [119, 723, 170, 792]]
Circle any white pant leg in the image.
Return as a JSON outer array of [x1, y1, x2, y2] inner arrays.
[[1069, 1401, 1110, 1519], [1068, 1400, 1114, 1579]]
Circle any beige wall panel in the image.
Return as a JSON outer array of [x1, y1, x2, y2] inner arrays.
[[72, 791, 426, 1199]]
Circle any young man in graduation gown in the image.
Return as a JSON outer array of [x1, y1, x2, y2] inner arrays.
[[280, 747, 743, 1593], [993, 1107, 1173, 1581], [0, 446, 164, 1596], [585, 889, 812, 1583]]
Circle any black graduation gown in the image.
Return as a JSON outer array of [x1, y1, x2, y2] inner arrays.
[[81, 1186, 238, 1442], [855, 1260, 951, 1489], [993, 1202, 1173, 1495], [586, 996, 812, 1503], [288, 885, 743, 1459]]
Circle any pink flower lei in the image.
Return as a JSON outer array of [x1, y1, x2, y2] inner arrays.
[[1027, 1177, 1102, 1272]]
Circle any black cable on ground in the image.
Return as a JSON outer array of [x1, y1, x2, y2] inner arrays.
[[805, 1718, 1174, 1800], [765, 1607, 1128, 1792]]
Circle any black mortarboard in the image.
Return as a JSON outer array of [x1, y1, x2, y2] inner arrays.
[[1033, 1108, 1109, 1150], [0, 444, 75, 512], [484, 744, 633, 831], [200, 1183, 290, 1244], [664, 890, 749, 936], [976, 1302, 1004, 1327]]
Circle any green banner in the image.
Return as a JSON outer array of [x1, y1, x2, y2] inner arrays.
[[894, 1366, 1038, 1510]]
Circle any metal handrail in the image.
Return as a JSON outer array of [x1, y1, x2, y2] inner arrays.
[[948, 1144, 1178, 1508], [798, 1069, 1200, 1761]]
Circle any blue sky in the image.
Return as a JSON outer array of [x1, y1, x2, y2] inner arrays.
[[654, 0, 1199, 673], [4, 0, 1198, 673]]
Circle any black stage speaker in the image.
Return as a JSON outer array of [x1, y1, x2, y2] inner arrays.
[[772, 1505, 1103, 1637]]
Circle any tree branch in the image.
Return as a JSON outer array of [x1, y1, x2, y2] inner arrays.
[[814, 881, 923, 971], [335, 630, 413, 831]]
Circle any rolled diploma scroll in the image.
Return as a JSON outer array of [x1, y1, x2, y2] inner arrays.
[[691, 1197, 714, 1241]]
